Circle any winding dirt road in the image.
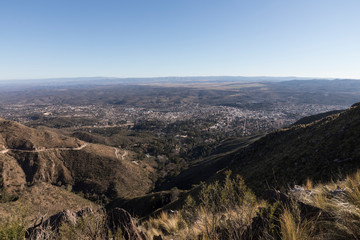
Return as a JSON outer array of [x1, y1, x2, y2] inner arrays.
[[114, 148, 120, 159], [114, 147, 128, 160], [0, 143, 88, 154], [121, 150, 128, 160]]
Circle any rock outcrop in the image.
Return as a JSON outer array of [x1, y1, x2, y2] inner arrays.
[[108, 208, 148, 240], [26, 208, 94, 239]]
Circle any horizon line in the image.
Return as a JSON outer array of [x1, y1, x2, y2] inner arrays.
[[1, 75, 360, 82]]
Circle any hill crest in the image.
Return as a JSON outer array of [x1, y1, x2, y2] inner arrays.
[[0, 119, 154, 208]]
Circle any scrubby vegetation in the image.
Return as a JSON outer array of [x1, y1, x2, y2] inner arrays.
[[2, 170, 360, 239], [0, 207, 123, 240], [0, 205, 28, 240], [142, 171, 259, 239], [292, 170, 360, 239], [141, 169, 360, 239]]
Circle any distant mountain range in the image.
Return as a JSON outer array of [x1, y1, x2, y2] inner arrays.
[[0, 76, 359, 90]]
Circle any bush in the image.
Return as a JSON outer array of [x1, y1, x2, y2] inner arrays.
[[59, 209, 109, 240], [143, 171, 258, 239], [0, 205, 28, 240], [196, 171, 257, 239]]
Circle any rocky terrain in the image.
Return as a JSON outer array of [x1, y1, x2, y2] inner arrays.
[[0, 118, 153, 215]]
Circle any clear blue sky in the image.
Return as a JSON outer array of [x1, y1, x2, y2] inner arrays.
[[1, 0, 359, 80]]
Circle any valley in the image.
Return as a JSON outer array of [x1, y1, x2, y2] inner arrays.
[[1, 78, 360, 239]]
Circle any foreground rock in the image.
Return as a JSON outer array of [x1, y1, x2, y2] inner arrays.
[[108, 207, 148, 240], [26, 208, 94, 239]]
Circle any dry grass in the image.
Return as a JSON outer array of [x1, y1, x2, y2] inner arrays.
[[2, 168, 360, 239], [142, 206, 260, 240], [305, 178, 313, 190], [280, 205, 314, 240], [142, 211, 184, 238], [142, 170, 360, 240], [286, 170, 360, 240], [141, 171, 259, 239]]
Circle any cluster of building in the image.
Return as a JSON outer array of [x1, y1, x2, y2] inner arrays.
[[0, 102, 347, 136]]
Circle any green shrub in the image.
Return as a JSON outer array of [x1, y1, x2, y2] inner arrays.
[[144, 171, 258, 239], [0, 205, 28, 240], [59, 210, 109, 240]]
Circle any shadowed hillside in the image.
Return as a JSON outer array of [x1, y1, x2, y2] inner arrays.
[[292, 110, 344, 126], [231, 102, 360, 195]]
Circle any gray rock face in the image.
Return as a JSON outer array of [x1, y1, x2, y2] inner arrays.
[[26, 207, 150, 240], [26, 208, 94, 239]]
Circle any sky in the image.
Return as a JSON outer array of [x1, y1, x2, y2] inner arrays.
[[0, 0, 360, 80]]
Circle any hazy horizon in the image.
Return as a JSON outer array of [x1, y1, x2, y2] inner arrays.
[[0, 75, 360, 83]]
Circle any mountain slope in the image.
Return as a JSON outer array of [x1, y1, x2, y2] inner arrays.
[[155, 135, 262, 191], [132, 102, 360, 219], [231, 102, 360, 194], [0, 182, 96, 221], [0, 118, 153, 203], [292, 109, 344, 126]]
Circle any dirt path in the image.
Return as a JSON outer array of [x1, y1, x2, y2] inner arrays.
[[121, 150, 128, 160], [67, 143, 88, 151], [114, 148, 128, 160], [114, 148, 120, 159], [0, 143, 88, 154]]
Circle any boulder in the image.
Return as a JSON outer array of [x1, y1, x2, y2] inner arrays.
[[108, 207, 148, 240], [26, 208, 94, 239]]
